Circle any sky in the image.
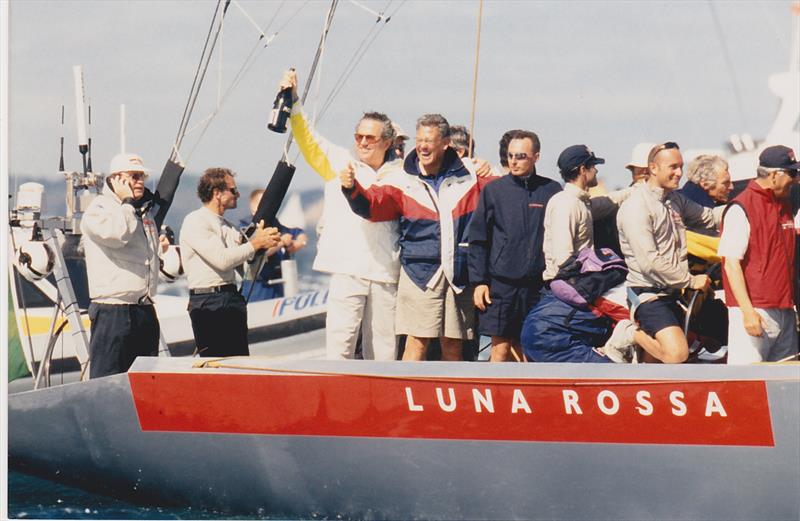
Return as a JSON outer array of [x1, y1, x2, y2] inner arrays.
[[6, 0, 800, 193]]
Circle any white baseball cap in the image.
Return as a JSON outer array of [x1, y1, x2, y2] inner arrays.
[[392, 122, 409, 140], [625, 142, 656, 170], [109, 153, 151, 175]]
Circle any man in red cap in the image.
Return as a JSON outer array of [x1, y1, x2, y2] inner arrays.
[[719, 145, 800, 364]]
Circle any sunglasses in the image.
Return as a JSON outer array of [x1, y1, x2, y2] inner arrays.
[[121, 172, 147, 181], [225, 186, 240, 196], [507, 152, 531, 161], [354, 133, 382, 145]]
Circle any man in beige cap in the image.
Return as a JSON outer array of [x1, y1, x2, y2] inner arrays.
[[625, 142, 655, 185], [81, 152, 168, 378]]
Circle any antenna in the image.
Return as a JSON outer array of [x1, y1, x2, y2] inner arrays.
[[59, 105, 65, 172], [87, 102, 93, 172], [72, 65, 89, 175], [120, 104, 127, 153]]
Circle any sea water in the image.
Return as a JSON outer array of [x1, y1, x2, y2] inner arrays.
[[8, 470, 297, 520]]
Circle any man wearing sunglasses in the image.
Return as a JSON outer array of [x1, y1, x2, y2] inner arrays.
[[614, 142, 722, 364], [718, 145, 799, 364], [342, 114, 495, 361], [180, 168, 281, 358], [468, 130, 561, 362], [81, 153, 171, 378], [282, 70, 404, 361]]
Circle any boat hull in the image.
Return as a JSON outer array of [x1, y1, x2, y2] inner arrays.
[[8, 358, 800, 520]]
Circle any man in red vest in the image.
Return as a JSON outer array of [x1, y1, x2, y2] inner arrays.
[[719, 145, 800, 364]]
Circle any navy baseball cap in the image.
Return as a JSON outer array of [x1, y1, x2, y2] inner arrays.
[[557, 145, 605, 174], [759, 145, 800, 171]]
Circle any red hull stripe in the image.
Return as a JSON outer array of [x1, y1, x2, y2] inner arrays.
[[128, 373, 774, 446]]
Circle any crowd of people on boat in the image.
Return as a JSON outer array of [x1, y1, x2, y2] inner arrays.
[[79, 69, 800, 378]]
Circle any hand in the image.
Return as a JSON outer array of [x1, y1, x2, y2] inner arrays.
[[158, 234, 170, 253], [340, 163, 355, 189], [473, 284, 492, 311], [249, 220, 281, 251], [279, 68, 299, 102], [287, 233, 308, 254], [742, 308, 766, 337], [689, 274, 710, 291], [472, 158, 492, 178], [109, 175, 133, 200], [280, 233, 294, 248]]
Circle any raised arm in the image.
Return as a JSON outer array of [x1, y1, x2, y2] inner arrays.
[[340, 163, 403, 222]]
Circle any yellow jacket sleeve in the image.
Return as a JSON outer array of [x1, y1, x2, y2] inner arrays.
[[290, 103, 348, 182]]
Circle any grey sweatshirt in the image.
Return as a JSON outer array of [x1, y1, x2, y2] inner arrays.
[[179, 207, 255, 290], [617, 182, 721, 290]]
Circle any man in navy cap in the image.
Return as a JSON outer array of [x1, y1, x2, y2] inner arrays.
[[467, 130, 561, 361], [718, 145, 800, 364], [542, 145, 630, 282]]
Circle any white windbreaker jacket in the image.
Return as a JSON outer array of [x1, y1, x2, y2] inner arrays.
[[81, 192, 160, 304], [290, 103, 401, 284]]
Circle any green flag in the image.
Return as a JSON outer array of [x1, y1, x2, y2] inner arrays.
[[8, 284, 32, 382]]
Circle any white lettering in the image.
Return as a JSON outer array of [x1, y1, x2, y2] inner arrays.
[[670, 391, 687, 416], [562, 390, 582, 414], [472, 388, 494, 413], [597, 390, 620, 415], [635, 390, 653, 416], [435, 387, 457, 412], [511, 389, 532, 414], [704, 391, 727, 417], [405, 387, 423, 412]]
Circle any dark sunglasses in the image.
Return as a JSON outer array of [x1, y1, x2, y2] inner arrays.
[[225, 186, 239, 196], [354, 133, 382, 145], [507, 152, 531, 161]]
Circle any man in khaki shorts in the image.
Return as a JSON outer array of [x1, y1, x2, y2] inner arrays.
[[341, 114, 496, 360]]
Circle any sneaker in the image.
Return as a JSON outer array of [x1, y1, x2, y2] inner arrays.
[[603, 319, 636, 363]]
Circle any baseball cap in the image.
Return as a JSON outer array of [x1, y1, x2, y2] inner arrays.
[[759, 145, 800, 171], [391, 122, 409, 140], [557, 145, 605, 174], [109, 153, 151, 176], [625, 142, 656, 170]]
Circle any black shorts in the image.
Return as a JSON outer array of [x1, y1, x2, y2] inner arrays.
[[634, 294, 685, 338], [478, 278, 542, 339]]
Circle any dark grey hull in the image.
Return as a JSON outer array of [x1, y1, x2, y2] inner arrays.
[[8, 358, 800, 520]]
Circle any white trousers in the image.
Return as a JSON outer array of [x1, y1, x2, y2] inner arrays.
[[326, 273, 398, 360], [727, 307, 798, 364]]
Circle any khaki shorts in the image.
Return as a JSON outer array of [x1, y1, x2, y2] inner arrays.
[[395, 267, 475, 339]]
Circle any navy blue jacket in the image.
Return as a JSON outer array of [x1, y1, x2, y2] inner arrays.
[[468, 172, 562, 284], [679, 181, 716, 208]]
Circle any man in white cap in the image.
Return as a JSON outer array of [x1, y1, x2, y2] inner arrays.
[[392, 122, 409, 160], [625, 142, 655, 185], [81, 152, 168, 378]]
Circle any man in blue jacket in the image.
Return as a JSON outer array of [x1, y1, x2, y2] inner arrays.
[[341, 114, 495, 361], [468, 130, 562, 361]]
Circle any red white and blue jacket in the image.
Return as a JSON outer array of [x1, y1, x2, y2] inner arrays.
[[343, 148, 496, 292]]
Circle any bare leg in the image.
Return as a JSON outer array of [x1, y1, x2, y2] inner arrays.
[[634, 326, 688, 364], [403, 335, 430, 361], [490, 336, 515, 362], [440, 337, 463, 361]]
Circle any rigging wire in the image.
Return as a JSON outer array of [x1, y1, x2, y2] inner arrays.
[[282, 0, 340, 160], [706, 0, 749, 132], [468, 0, 484, 159], [181, 0, 311, 163], [171, 0, 229, 159], [316, 0, 405, 120]]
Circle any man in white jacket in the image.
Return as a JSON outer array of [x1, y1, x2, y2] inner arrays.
[[81, 153, 166, 378], [283, 70, 404, 360], [180, 168, 281, 357]]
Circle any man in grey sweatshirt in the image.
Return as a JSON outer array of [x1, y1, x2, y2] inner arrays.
[[613, 142, 721, 363]]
